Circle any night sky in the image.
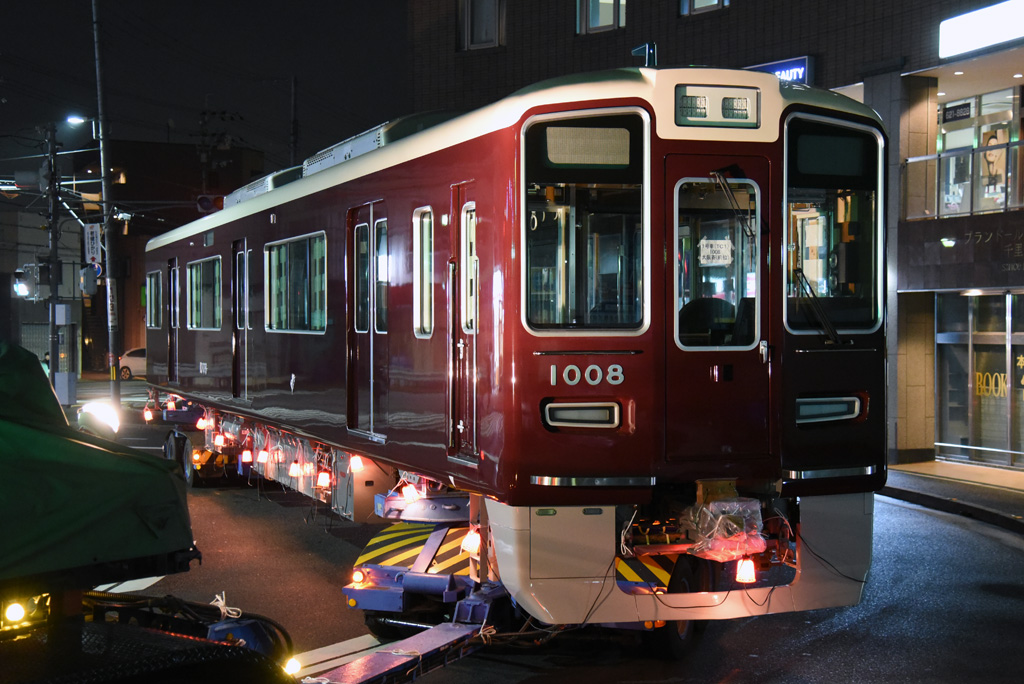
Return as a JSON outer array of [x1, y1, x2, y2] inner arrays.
[[1, 1, 411, 176]]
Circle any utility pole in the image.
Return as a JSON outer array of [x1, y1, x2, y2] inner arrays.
[[93, 0, 120, 404], [45, 122, 59, 386]]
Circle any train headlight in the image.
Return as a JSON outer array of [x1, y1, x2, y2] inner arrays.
[[4, 602, 27, 623]]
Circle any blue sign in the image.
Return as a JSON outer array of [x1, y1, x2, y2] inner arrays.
[[747, 56, 813, 85]]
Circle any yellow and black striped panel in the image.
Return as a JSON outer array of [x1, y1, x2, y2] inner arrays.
[[355, 522, 471, 576], [615, 554, 677, 592]]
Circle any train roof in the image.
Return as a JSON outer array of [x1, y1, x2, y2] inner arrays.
[[148, 67, 882, 252]]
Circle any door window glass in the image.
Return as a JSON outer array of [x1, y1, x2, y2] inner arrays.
[[675, 177, 758, 348]]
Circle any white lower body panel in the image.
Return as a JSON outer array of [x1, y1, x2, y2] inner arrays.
[[485, 492, 874, 624]]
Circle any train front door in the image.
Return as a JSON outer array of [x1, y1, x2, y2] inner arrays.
[[347, 202, 389, 441], [448, 184, 478, 462], [665, 155, 770, 463], [231, 239, 250, 399]]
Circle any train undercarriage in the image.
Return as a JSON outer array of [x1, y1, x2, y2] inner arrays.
[[154, 392, 875, 672]]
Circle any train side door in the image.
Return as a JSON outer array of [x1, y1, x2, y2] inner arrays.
[[167, 258, 179, 383], [665, 155, 770, 462], [231, 239, 250, 399], [448, 184, 478, 462], [347, 202, 389, 441]]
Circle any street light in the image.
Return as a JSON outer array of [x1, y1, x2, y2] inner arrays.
[[66, 110, 120, 406]]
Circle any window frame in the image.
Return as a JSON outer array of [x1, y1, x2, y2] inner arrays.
[[680, 0, 729, 16], [264, 230, 328, 335], [673, 176, 761, 351], [520, 107, 651, 338], [459, 0, 504, 50], [146, 270, 162, 329], [782, 113, 885, 337], [413, 207, 434, 339], [577, 0, 627, 35], [185, 256, 222, 331], [374, 218, 389, 335]]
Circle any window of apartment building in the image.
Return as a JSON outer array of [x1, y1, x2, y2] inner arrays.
[[578, 0, 626, 34], [459, 0, 504, 49], [681, 0, 729, 15]]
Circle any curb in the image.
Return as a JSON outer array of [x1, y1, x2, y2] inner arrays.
[[880, 486, 1024, 536]]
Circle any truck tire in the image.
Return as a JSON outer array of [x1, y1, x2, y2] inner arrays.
[[165, 431, 195, 488], [644, 555, 711, 660]]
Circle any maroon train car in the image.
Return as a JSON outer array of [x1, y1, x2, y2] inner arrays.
[[146, 68, 886, 636]]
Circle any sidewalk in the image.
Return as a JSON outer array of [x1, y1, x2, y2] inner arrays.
[[881, 460, 1024, 536]]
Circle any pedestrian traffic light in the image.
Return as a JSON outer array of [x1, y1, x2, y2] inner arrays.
[[79, 264, 98, 295], [196, 195, 224, 213]]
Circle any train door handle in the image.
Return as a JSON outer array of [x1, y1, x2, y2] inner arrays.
[[759, 341, 769, 364]]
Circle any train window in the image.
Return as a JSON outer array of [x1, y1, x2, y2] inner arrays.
[[374, 219, 388, 334], [524, 112, 645, 331], [265, 231, 327, 333], [413, 208, 434, 338], [674, 178, 759, 349], [146, 271, 162, 329], [354, 224, 370, 334], [462, 203, 478, 334], [186, 256, 222, 330], [785, 116, 883, 336]]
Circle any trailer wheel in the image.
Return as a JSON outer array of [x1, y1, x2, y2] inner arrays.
[[165, 432, 195, 488], [645, 556, 711, 660]]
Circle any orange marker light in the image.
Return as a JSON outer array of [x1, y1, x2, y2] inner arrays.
[[143, 407, 153, 422], [196, 417, 208, 430], [736, 558, 756, 584], [316, 471, 331, 488], [351, 569, 366, 584], [241, 449, 253, 464], [288, 460, 301, 478], [214, 433, 226, 448], [402, 484, 421, 503], [461, 529, 481, 555], [257, 449, 269, 464], [350, 455, 365, 472]]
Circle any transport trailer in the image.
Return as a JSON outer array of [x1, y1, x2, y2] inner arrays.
[[145, 66, 888, 673]]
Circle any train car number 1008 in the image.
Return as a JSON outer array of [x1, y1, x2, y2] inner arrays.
[[549, 363, 625, 387]]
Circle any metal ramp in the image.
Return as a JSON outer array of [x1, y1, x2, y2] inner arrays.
[[300, 622, 482, 683]]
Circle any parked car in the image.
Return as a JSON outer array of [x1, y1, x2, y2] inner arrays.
[[119, 347, 146, 380]]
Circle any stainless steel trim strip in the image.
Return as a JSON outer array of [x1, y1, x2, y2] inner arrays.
[[530, 475, 656, 487], [783, 466, 877, 480]]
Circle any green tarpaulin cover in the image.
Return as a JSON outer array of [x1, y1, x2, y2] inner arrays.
[[0, 341, 196, 591]]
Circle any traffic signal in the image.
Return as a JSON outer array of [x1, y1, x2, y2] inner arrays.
[[12, 264, 45, 301], [79, 264, 99, 295], [196, 195, 224, 213]]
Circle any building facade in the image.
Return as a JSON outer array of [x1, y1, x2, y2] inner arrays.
[[409, 0, 1024, 470]]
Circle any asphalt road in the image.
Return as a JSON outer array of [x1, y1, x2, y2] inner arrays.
[[107, 396, 1024, 684]]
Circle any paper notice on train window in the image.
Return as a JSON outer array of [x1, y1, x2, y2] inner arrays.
[[698, 238, 733, 267]]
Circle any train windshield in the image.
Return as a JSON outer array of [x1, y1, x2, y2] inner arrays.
[[674, 177, 760, 349], [523, 112, 645, 330], [785, 116, 883, 336]]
